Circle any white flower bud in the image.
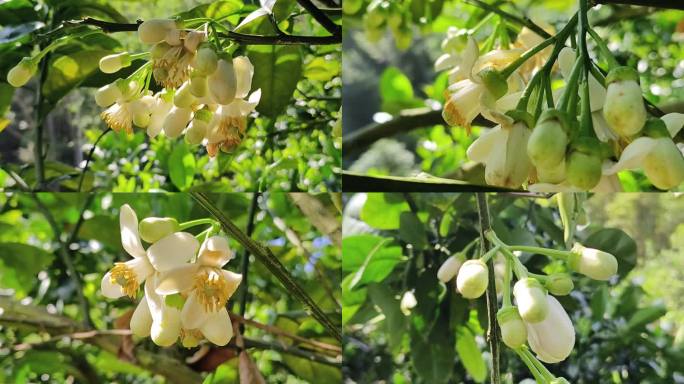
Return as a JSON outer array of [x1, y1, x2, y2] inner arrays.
[[643, 137, 684, 190], [173, 81, 196, 108], [603, 67, 647, 137], [497, 306, 527, 349], [568, 243, 618, 280], [514, 278, 548, 323], [99, 52, 132, 74], [95, 83, 122, 108], [194, 46, 218, 75], [456, 259, 489, 299], [130, 296, 152, 337], [208, 58, 237, 105], [139, 19, 177, 44], [437, 254, 464, 283], [7, 57, 36, 88], [526, 295, 575, 363], [163, 107, 192, 138], [400, 290, 417, 316]]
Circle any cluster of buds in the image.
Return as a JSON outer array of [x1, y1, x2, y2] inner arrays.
[[101, 204, 242, 347], [434, 25, 684, 191], [436, 232, 618, 368], [94, 19, 261, 157]]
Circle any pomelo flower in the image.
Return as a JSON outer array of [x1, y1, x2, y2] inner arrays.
[[101, 205, 199, 299], [142, 90, 174, 137], [526, 295, 575, 363], [149, 29, 206, 89], [456, 259, 489, 299], [156, 236, 242, 346], [98, 81, 150, 134]]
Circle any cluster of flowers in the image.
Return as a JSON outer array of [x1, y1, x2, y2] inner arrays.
[[435, 26, 684, 191], [100, 204, 242, 347], [436, 232, 617, 367], [6, 19, 261, 157]]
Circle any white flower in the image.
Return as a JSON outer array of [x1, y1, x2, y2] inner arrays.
[[400, 290, 417, 316], [144, 90, 174, 137], [526, 295, 575, 363], [150, 30, 206, 89], [100, 205, 200, 299], [156, 236, 242, 346]]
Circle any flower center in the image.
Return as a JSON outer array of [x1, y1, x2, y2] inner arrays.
[[193, 268, 230, 313], [109, 262, 139, 298], [180, 328, 203, 348], [101, 103, 134, 134]]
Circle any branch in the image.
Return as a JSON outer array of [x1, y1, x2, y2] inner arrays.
[[593, 0, 684, 10], [64, 17, 341, 45], [32, 194, 93, 328], [343, 109, 493, 158], [0, 297, 203, 384], [342, 171, 513, 192], [295, 0, 342, 37], [237, 192, 259, 336], [191, 192, 342, 342], [463, 0, 552, 39], [476, 193, 500, 384]]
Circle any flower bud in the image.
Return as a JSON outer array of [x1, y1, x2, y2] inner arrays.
[[545, 273, 574, 296], [189, 73, 208, 97], [139, 217, 180, 244], [568, 243, 618, 280], [477, 67, 508, 100], [566, 137, 602, 190], [526, 295, 575, 363], [643, 137, 684, 190], [194, 46, 218, 75], [400, 290, 417, 316], [185, 118, 209, 145], [95, 83, 122, 108], [130, 99, 151, 128], [183, 31, 205, 53], [99, 52, 132, 74], [603, 66, 647, 137], [208, 58, 237, 105], [174, 81, 196, 108], [163, 107, 192, 138], [456, 259, 489, 299], [7, 57, 36, 88], [527, 110, 568, 169], [514, 278, 548, 323], [437, 254, 464, 283], [497, 306, 527, 349], [139, 19, 177, 44]]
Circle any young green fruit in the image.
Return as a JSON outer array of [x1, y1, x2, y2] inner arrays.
[[514, 278, 548, 323], [568, 243, 618, 280], [566, 138, 602, 190], [456, 259, 489, 299]]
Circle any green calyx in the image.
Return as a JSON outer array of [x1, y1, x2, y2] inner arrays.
[[505, 110, 534, 129], [545, 273, 574, 296], [478, 67, 508, 100], [570, 136, 602, 156], [567, 243, 584, 271], [497, 306, 522, 323], [537, 109, 570, 133], [518, 277, 544, 291], [606, 66, 639, 85], [642, 118, 670, 139]]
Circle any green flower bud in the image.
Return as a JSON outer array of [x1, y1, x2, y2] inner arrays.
[[513, 278, 548, 323], [603, 66, 646, 137], [568, 243, 618, 280], [437, 253, 464, 283], [139, 217, 180, 243], [7, 57, 37, 88], [174, 81, 196, 108], [194, 45, 218, 76], [545, 273, 574, 296], [566, 137, 602, 190], [393, 25, 412, 51], [456, 259, 489, 299], [527, 109, 568, 170], [497, 306, 528, 349], [99, 52, 132, 74], [477, 67, 508, 100], [189, 73, 208, 97]]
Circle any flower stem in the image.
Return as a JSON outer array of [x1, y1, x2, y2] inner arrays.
[[578, 0, 594, 137], [178, 218, 217, 230], [515, 347, 548, 383], [476, 193, 501, 384], [502, 256, 513, 307], [558, 56, 583, 112], [501, 35, 556, 78], [507, 245, 571, 260], [521, 346, 556, 382]]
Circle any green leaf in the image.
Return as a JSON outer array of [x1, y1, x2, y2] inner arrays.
[[398, 211, 427, 249], [624, 304, 667, 333], [455, 326, 486, 383], [78, 215, 120, 250], [0, 21, 43, 45], [359, 193, 410, 230], [0, 0, 41, 25], [168, 142, 197, 191], [379, 66, 422, 114], [342, 273, 367, 325], [177, 0, 244, 20], [247, 44, 303, 118], [410, 309, 455, 384], [342, 234, 404, 288], [368, 284, 407, 349], [584, 228, 637, 278], [304, 57, 340, 82], [42, 48, 113, 106], [0, 83, 15, 118], [53, 1, 128, 23], [202, 362, 238, 383], [0, 242, 54, 298]]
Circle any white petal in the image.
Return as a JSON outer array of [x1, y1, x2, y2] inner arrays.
[[119, 204, 146, 259], [467, 126, 504, 163], [462, 37, 480, 78], [101, 271, 124, 299], [201, 307, 233, 346], [151, 305, 182, 347], [662, 113, 684, 137], [233, 56, 254, 99], [155, 264, 199, 295], [126, 257, 154, 284], [130, 295, 152, 337], [558, 47, 576, 79], [146, 232, 199, 272], [588, 75, 606, 112], [181, 292, 210, 329], [592, 111, 617, 142], [604, 137, 656, 174], [223, 270, 243, 300], [199, 236, 233, 267], [591, 174, 623, 192], [435, 53, 458, 72], [144, 276, 164, 323]]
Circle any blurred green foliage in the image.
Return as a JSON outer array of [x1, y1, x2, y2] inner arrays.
[[0, 192, 342, 383], [342, 192, 684, 383]]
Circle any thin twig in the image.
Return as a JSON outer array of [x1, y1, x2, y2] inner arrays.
[[463, 0, 552, 39], [476, 193, 500, 384], [238, 192, 260, 337], [31, 194, 93, 328], [239, 337, 341, 366], [295, 0, 342, 37], [78, 128, 111, 192]]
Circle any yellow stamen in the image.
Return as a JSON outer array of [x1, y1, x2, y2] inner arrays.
[[109, 262, 139, 298], [101, 103, 134, 134], [153, 46, 193, 89], [193, 268, 230, 313]]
